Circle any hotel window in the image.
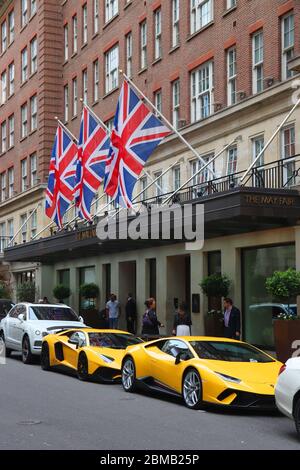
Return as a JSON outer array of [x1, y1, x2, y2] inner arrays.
[[227, 47, 237, 105], [226, 0, 236, 9], [154, 8, 162, 60], [8, 167, 14, 198], [21, 0, 28, 28], [172, 80, 180, 128], [154, 89, 162, 114], [140, 21, 147, 70], [1, 121, 7, 154], [140, 176, 147, 201], [126, 32, 133, 78], [154, 171, 163, 197], [105, 118, 114, 132], [1, 71, 7, 104], [82, 69, 88, 104], [1, 21, 7, 53], [1, 172, 6, 201], [21, 47, 28, 83], [30, 153, 37, 186], [64, 24, 68, 61], [172, 0, 180, 48], [0, 222, 6, 251], [227, 145, 237, 175], [64, 85, 69, 122], [281, 13, 294, 80], [252, 136, 264, 167], [21, 103, 28, 139], [8, 115, 14, 148], [173, 166, 181, 191], [21, 159, 27, 191], [105, 0, 118, 23], [93, 60, 99, 102], [190, 159, 201, 186], [8, 62, 14, 96], [252, 30, 263, 94], [105, 44, 119, 93], [30, 36, 37, 74], [93, 0, 99, 34], [30, 0, 37, 17], [30, 210, 37, 238], [72, 77, 78, 116], [30, 94, 37, 131], [20, 214, 27, 242], [190, 0, 213, 35], [82, 4, 88, 45], [72, 15, 78, 54], [191, 61, 213, 122], [281, 125, 295, 186], [8, 11, 14, 44], [8, 219, 14, 241]]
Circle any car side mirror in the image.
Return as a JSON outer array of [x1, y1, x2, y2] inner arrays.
[[18, 314, 25, 322], [78, 316, 84, 323], [68, 338, 79, 349], [175, 351, 183, 365]]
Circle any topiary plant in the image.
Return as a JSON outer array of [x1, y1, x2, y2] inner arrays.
[[79, 283, 100, 309], [200, 273, 231, 299], [53, 285, 71, 303], [266, 268, 300, 312]]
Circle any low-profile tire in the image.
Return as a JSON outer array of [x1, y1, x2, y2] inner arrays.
[[182, 368, 203, 410], [0, 333, 11, 358], [294, 398, 300, 439], [77, 353, 89, 381], [40, 343, 51, 371], [22, 336, 35, 364], [122, 357, 136, 393]]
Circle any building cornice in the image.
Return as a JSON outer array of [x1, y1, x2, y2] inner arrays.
[[0, 184, 47, 216]]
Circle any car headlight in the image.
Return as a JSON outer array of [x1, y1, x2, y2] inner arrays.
[[97, 353, 115, 363], [214, 372, 241, 384], [35, 330, 41, 336]]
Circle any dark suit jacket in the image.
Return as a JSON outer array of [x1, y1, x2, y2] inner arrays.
[[224, 306, 241, 339], [125, 298, 137, 320]]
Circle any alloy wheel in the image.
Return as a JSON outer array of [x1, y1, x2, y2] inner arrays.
[[77, 355, 89, 381], [122, 358, 135, 392], [183, 370, 202, 409]]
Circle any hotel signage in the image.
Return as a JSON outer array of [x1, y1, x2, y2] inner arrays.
[[244, 195, 296, 206]]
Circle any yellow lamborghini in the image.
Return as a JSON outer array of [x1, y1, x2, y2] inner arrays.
[[40, 328, 143, 382], [121, 336, 283, 409]]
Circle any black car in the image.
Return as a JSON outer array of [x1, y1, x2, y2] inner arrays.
[[0, 299, 14, 321]]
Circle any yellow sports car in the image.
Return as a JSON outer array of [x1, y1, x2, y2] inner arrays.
[[121, 336, 283, 409], [41, 328, 143, 382]]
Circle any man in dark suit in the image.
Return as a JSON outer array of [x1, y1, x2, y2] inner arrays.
[[223, 298, 241, 339], [125, 294, 137, 334]]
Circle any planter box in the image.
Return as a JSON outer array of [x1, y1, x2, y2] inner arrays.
[[274, 319, 300, 363], [204, 315, 224, 337]]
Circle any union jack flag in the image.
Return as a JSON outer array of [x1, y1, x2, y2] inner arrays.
[[45, 124, 78, 228], [104, 80, 171, 207], [75, 107, 110, 221]]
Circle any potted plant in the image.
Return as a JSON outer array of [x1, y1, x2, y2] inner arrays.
[[17, 282, 36, 303], [266, 269, 300, 362], [200, 274, 231, 336], [79, 283, 100, 328], [53, 285, 71, 303]]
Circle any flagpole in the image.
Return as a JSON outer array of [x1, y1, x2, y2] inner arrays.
[[55, 117, 79, 144], [79, 99, 110, 134], [240, 97, 300, 183], [120, 71, 216, 179], [163, 138, 239, 206], [8, 204, 41, 246]]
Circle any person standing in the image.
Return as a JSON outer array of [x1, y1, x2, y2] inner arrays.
[[106, 294, 121, 330], [141, 298, 164, 337], [172, 302, 192, 336], [223, 298, 241, 339], [125, 293, 137, 334]]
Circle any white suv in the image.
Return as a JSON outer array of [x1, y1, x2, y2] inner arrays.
[[275, 358, 300, 439], [0, 303, 86, 364]]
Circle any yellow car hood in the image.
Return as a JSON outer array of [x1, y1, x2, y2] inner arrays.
[[90, 347, 125, 365], [197, 359, 282, 385]]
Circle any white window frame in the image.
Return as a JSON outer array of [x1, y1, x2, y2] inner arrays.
[[30, 210, 37, 238], [252, 135, 264, 168], [126, 32, 133, 78], [82, 4, 88, 45], [190, 0, 213, 35], [227, 145, 238, 175], [93, 60, 99, 102], [72, 15, 78, 54], [20, 214, 27, 242], [1, 121, 7, 154], [8, 219, 14, 240], [252, 30, 263, 94], [21, 103, 28, 139], [154, 8, 162, 60], [30, 94, 37, 131], [226, 0, 236, 9], [30, 36, 37, 75], [227, 47, 237, 106], [105, 0, 118, 23], [8, 114, 14, 148], [1, 172, 6, 202], [21, 47, 28, 83], [30, 0, 37, 17], [1, 21, 7, 53], [140, 176, 148, 201], [21, 0, 28, 28], [173, 166, 181, 191], [82, 69, 88, 104], [281, 13, 294, 81], [64, 85, 69, 122], [93, 0, 99, 34], [172, 80, 180, 129], [1, 71, 7, 105], [140, 21, 147, 70], [30, 153, 37, 186], [172, 0, 180, 48], [154, 89, 162, 114], [8, 62, 14, 96], [8, 10, 14, 44], [191, 61, 213, 123], [64, 24, 68, 61], [21, 159, 27, 192], [72, 78, 78, 117], [8, 167, 14, 197], [105, 44, 119, 94]]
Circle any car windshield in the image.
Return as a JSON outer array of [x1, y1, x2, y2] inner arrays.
[[88, 333, 143, 349], [190, 341, 275, 363], [29, 306, 79, 321]]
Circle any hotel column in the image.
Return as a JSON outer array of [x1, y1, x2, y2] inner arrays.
[[190, 250, 205, 335]]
